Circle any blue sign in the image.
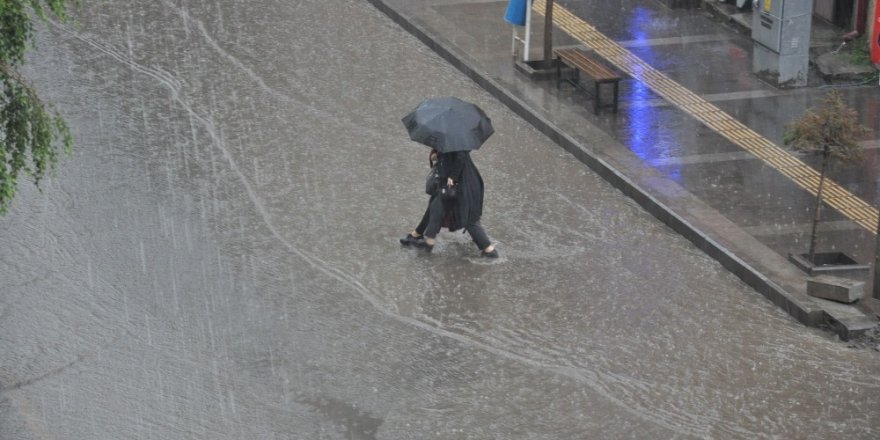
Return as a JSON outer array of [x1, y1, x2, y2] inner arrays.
[[504, 0, 528, 26]]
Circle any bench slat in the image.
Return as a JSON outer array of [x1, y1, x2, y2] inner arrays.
[[555, 48, 619, 82], [553, 48, 621, 115]]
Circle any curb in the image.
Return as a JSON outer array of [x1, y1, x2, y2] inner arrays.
[[364, 0, 841, 331], [701, 1, 752, 36]]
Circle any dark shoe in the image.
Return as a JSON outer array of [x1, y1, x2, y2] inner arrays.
[[416, 241, 434, 253], [481, 249, 499, 258], [400, 233, 424, 246]]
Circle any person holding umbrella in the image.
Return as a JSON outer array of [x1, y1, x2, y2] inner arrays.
[[399, 97, 498, 258]]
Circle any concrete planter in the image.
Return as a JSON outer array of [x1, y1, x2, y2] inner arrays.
[[514, 58, 560, 81], [789, 252, 871, 282]]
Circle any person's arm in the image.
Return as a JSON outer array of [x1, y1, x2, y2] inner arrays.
[[442, 151, 466, 186]]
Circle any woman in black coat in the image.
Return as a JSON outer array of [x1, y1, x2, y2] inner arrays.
[[400, 149, 498, 258]]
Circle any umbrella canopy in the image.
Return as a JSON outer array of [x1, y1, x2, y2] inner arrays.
[[401, 97, 494, 153]]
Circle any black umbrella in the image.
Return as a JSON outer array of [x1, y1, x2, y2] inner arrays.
[[401, 97, 494, 153]]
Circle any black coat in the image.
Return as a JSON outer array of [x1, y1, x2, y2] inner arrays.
[[436, 151, 484, 231]]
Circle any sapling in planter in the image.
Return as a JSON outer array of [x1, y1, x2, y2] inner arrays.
[[784, 90, 868, 265]]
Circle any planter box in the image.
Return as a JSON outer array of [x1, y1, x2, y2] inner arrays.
[[514, 58, 560, 81], [789, 252, 871, 282]]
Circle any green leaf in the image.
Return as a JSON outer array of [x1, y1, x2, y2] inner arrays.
[[0, 0, 75, 214]]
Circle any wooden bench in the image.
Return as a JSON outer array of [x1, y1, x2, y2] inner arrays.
[[554, 48, 621, 115]]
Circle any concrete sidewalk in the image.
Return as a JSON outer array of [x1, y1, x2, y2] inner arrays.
[[366, 0, 880, 339], [702, 0, 879, 82]]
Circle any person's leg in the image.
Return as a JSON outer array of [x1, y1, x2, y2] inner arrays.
[[402, 199, 433, 246], [421, 196, 445, 248], [413, 203, 432, 236], [466, 222, 496, 255]]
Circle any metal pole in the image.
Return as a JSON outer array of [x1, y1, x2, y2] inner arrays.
[[524, 0, 533, 61], [512, 27, 518, 59]]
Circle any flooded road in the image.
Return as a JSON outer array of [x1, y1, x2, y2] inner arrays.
[[1, 0, 878, 438]]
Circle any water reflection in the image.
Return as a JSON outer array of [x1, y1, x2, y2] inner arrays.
[[622, 7, 681, 181]]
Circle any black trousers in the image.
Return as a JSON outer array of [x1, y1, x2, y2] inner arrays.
[[415, 196, 491, 250]]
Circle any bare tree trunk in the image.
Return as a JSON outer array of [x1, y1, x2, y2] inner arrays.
[[808, 152, 829, 263], [543, 0, 554, 69]]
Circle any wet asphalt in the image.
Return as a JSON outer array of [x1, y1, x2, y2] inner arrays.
[[0, 0, 879, 438]]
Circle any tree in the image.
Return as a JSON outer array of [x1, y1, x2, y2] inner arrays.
[[0, 0, 74, 215], [784, 90, 867, 263], [542, 0, 554, 69]]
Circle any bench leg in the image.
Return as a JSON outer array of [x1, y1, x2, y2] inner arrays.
[[593, 82, 601, 115], [612, 81, 619, 114], [556, 58, 561, 89]]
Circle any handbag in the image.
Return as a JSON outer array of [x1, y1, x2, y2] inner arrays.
[[440, 183, 457, 200], [425, 166, 440, 195]]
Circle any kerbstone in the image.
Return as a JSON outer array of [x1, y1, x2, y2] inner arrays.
[[807, 276, 865, 304]]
